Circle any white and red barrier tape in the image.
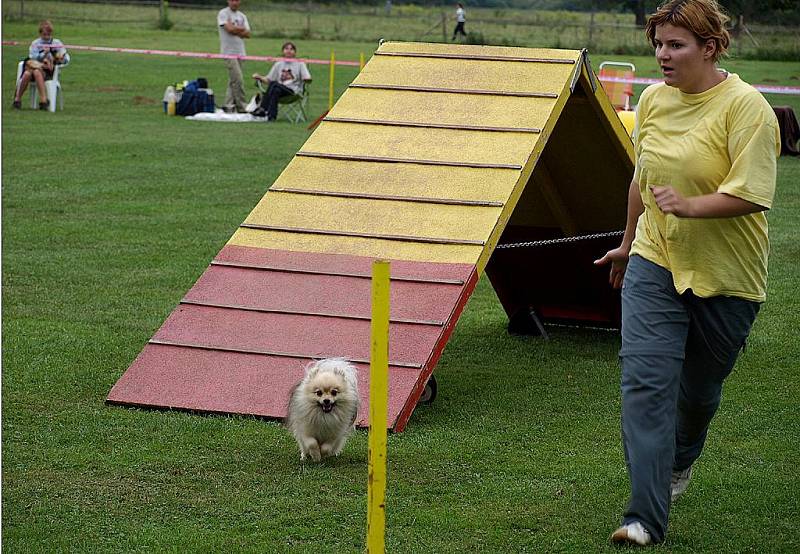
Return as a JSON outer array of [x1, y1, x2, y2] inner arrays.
[[1, 40, 361, 67], [598, 74, 800, 96], [4, 40, 799, 95]]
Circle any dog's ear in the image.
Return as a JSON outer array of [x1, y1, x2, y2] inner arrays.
[[338, 361, 358, 391], [304, 360, 320, 378]]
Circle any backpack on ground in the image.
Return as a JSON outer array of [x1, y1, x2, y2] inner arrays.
[[175, 78, 215, 116]]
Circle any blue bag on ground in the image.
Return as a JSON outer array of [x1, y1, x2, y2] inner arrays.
[[175, 79, 215, 116]]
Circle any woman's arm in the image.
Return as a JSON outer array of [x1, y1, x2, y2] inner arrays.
[[593, 179, 644, 289], [649, 186, 767, 218], [621, 179, 645, 251]]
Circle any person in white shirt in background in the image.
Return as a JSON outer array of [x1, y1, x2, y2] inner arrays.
[[452, 3, 467, 41], [217, 0, 250, 113]]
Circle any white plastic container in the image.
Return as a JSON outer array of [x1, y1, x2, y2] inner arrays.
[[163, 85, 176, 115]]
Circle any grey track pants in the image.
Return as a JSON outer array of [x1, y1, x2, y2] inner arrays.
[[223, 58, 247, 112], [619, 255, 759, 543]]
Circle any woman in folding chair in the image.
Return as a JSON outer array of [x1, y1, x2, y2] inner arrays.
[[13, 20, 70, 110], [251, 41, 311, 121]]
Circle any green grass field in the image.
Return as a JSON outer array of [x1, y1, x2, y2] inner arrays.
[[3, 15, 800, 553]]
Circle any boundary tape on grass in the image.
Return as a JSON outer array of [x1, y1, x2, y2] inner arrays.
[[598, 74, 800, 96], [1, 40, 361, 67]]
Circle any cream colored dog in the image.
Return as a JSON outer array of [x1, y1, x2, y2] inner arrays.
[[286, 358, 359, 461]]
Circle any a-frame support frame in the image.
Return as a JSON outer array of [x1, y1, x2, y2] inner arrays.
[[487, 50, 634, 333]]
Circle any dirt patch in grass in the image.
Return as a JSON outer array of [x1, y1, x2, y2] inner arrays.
[[132, 95, 157, 105]]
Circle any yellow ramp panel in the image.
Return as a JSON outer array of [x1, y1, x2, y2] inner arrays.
[[356, 56, 574, 96], [358, 42, 580, 95], [228, 228, 484, 265], [378, 42, 580, 61], [302, 123, 538, 168], [272, 158, 519, 205], [328, 89, 556, 131], [239, 42, 590, 267], [243, 193, 501, 243]]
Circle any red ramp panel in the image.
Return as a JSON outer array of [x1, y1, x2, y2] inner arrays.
[[109, 345, 424, 428], [109, 42, 632, 430], [109, 245, 477, 431]]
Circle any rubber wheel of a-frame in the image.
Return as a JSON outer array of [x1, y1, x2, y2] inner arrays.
[[419, 375, 438, 404]]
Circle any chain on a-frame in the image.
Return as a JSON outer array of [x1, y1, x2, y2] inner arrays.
[[494, 230, 624, 249]]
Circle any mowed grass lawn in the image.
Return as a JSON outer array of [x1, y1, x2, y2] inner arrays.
[[3, 22, 800, 552]]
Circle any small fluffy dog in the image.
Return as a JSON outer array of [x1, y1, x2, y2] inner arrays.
[[286, 358, 360, 461]]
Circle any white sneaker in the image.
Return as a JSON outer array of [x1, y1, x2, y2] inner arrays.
[[610, 521, 652, 546], [671, 466, 693, 502]]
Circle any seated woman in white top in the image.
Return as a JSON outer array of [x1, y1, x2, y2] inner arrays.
[[251, 41, 311, 120], [14, 20, 70, 110]]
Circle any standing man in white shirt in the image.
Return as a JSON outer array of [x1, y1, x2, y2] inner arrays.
[[217, 0, 251, 113]]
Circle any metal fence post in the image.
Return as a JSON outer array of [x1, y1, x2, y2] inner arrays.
[[306, 0, 312, 38]]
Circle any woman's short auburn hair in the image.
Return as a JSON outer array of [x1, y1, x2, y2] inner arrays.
[[38, 19, 53, 34], [645, 0, 730, 62]]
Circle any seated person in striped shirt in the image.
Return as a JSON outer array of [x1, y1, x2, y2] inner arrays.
[[13, 20, 70, 110]]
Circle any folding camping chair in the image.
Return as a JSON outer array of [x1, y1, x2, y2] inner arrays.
[[15, 59, 67, 112], [597, 61, 636, 111], [255, 80, 309, 124]]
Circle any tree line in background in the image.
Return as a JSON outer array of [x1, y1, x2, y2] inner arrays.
[[167, 0, 799, 26]]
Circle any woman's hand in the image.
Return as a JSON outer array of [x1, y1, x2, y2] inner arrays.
[[594, 246, 631, 289], [650, 185, 692, 216]]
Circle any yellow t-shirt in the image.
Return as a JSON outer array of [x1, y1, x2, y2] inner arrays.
[[631, 73, 780, 301]]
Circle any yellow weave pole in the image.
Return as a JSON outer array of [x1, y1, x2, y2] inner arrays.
[[359, 52, 365, 71], [367, 260, 390, 554], [328, 50, 336, 111]]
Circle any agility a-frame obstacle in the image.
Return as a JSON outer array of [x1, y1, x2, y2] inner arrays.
[[108, 42, 634, 432]]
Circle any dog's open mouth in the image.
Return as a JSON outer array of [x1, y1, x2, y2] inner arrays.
[[321, 403, 334, 413]]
